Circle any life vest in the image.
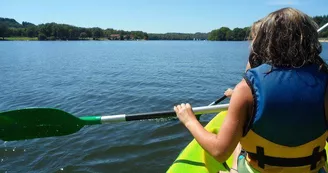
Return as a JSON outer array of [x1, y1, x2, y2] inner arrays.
[[240, 63, 328, 173]]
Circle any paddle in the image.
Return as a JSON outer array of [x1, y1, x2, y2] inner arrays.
[[0, 104, 229, 141], [209, 95, 227, 106], [195, 95, 227, 120], [318, 23, 328, 33]]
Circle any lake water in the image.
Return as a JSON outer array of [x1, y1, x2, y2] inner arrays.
[[0, 41, 327, 173]]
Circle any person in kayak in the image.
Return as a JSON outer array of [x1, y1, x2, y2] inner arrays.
[[174, 7, 328, 173]]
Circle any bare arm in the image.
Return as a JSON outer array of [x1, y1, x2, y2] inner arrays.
[[175, 80, 252, 162]]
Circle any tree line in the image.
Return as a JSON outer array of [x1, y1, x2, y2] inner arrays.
[[208, 15, 328, 41], [208, 27, 250, 41], [148, 32, 208, 40], [0, 18, 148, 40], [0, 15, 327, 41]]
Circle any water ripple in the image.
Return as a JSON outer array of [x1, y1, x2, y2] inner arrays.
[[0, 41, 326, 172]]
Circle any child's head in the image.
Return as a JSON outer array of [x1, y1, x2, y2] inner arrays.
[[247, 19, 262, 68], [250, 19, 262, 39], [249, 7, 324, 69]]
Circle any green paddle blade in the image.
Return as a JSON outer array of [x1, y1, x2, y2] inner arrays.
[[0, 108, 86, 141]]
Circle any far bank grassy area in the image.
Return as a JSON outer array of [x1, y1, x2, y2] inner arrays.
[[3, 37, 38, 41]]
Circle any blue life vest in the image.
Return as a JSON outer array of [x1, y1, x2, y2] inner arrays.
[[240, 63, 328, 172]]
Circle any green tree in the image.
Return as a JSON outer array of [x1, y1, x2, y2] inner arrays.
[[226, 30, 233, 41], [38, 33, 47, 40], [217, 27, 231, 40], [9, 28, 24, 37], [0, 17, 22, 28], [80, 32, 87, 40], [57, 25, 69, 40], [26, 26, 37, 37], [232, 28, 246, 41], [22, 21, 36, 27], [322, 30, 328, 38], [243, 27, 251, 40], [85, 29, 93, 38], [92, 27, 103, 39], [194, 32, 208, 40], [209, 27, 247, 41], [38, 24, 51, 37], [208, 29, 219, 40], [144, 33, 149, 40], [105, 28, 114, 37], [0, 23, 8, 39]]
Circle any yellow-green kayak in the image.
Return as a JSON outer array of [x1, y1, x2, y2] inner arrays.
[[167, 111, 328, 173]]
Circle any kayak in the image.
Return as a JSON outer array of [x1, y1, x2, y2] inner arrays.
[[167, 111, 233, 173], [167, 111, 328, 173]]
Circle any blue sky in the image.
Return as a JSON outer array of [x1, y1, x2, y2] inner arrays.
[[1, 0, 327, 33]]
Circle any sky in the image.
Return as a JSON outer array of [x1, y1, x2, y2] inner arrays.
[[1, 0, 327, 33]]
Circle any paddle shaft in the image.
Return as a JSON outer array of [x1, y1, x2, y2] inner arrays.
[[209, 95, 227, 106], [318, 23, 328, 33], [86, 104, 229, 123]]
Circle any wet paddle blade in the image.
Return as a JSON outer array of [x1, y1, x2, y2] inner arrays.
[[0, 108, 86, 141]]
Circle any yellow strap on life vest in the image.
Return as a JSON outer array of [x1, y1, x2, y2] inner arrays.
[[240, 130, 327, 173]]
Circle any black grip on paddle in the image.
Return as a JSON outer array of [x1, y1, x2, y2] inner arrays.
[[126, 111, 176, 121], [126, 95, 228, 122], [212, 95, 227, 105]]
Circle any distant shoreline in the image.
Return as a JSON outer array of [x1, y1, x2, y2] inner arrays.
[[1, 37, 328, 42]]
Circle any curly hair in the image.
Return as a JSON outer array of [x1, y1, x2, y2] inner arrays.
[[248, 20, 262, 68], [249, 7, 327, 71]]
